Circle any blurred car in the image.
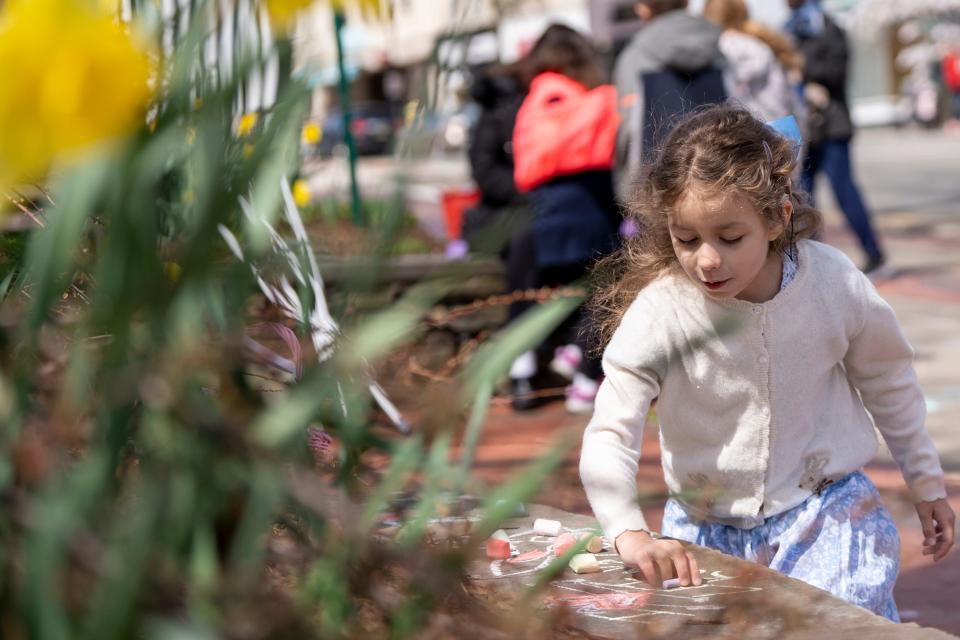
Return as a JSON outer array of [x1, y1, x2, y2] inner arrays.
[[394, 103, 480, 157], [316, 102, 400, 157]]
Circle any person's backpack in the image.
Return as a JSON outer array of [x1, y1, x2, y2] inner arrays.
[[640, 67, 727, 163], [943, 52, 960, 92], [513, 72, 620, 192]]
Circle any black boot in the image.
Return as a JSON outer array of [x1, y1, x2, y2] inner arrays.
[[510, 377, 542, 411]]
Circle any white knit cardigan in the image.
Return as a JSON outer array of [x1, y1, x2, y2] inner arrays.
[[580, 240, 946, 543]]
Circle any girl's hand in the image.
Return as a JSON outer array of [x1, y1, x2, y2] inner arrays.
[[916, 498, 956, 561], [614, 529, 702, 589]]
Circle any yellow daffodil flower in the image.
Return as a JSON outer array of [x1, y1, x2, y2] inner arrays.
[[301, 121, 321, 145], [292, 179, 311, 207], [163, 261, 182, 283], [0, 0, 152, 186], [237, 112, 258, 137]]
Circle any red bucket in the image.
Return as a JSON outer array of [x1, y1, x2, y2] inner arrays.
[[441, 188, 480, 241]]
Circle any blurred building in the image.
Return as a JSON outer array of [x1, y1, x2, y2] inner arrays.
[[293, 0, 592, 115], [292, 0, 960, 126]]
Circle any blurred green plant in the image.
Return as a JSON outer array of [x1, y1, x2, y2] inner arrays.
[[0, 1, 583, 638]]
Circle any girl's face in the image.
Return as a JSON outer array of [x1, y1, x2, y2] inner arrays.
[[668, 188, 789, 303]]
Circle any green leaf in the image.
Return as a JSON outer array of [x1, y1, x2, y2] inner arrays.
[[243, 85, 309, 255], [357, 435, 424, 533], [344, 278, 455, 365], [228, 466, 285, 574], [455, 380, 492, 482], [472, 430, 577, 541], [461, 290, 583, 395], [23, 158, 111, 336], [396, 432, 452, 547]]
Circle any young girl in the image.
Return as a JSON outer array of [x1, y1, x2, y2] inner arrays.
[[579, 106, 954, 621]]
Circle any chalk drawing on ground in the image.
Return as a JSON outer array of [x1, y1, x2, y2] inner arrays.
[[471, 525, 763, 624]]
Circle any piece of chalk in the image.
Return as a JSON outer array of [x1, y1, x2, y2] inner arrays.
[[533, 518, 562, 536], [554, 532, 577, 556], [580, 533, 603, 553], [490, 529, 510, 541], [661, 578, 682, 590], [485, 537, 511, 560], [568, 553, 601, 574]]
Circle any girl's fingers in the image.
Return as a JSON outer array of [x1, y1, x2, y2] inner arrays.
[[638, 559, 662, 589], [687, 552, 703, 586], [919, 513, 940, 556], [654, 554, 675, 588], [933, 507, 956, 561], [670, 548, 692, 586], [919, 511, 938, 544]]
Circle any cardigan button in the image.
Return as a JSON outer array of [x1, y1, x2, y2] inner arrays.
[[758, 354, 769, 364]]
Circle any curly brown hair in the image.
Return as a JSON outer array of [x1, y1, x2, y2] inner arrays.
[[590, 105, 822, 350]]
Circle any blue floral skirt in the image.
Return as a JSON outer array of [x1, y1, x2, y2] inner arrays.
[[661, 471, 900, 621]]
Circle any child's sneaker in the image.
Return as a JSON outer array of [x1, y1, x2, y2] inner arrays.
[[565, 374, 599, 415], [550, 344, 583, 381]]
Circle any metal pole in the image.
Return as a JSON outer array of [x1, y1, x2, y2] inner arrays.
[[334, 11, 363, 226]]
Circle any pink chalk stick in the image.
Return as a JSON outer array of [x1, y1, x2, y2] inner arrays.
[[508, 549, 547, 564], [486, 537, 511, 560], [554, 533, 578, 556]]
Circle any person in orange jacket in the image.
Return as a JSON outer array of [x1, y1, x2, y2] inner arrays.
[[509, 24, 622, 414], [942, 46, 960, 129]]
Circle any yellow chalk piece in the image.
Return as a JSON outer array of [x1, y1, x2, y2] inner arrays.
[[581, 534, 603, 554], [568, 553, 600, 574]]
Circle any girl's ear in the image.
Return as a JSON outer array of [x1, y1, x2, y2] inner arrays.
[[767, 196, 793, 241]]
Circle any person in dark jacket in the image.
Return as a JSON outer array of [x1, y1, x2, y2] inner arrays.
[[612, 0, 726, 198], [465, 67, 527, 244], [786, 0, 887, 275], [464, 64, 545, 411]]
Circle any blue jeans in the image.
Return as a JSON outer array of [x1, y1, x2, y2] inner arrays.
[[801, 139, 883, 262]]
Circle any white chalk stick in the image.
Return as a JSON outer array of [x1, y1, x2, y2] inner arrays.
[[490, 529, 510, 541], [533, 518, 562, 536], [568, 553, 601, 574]]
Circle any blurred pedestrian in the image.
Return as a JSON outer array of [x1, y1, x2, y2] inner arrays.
[[511, 24, 621, 413], [463, 64, 545, 411], [464, 63, 527, 249], [785, 0, 888, 276], [703, 0, 802, 122], [613, 0, 726, 197], [941, 45, 960, 130]]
